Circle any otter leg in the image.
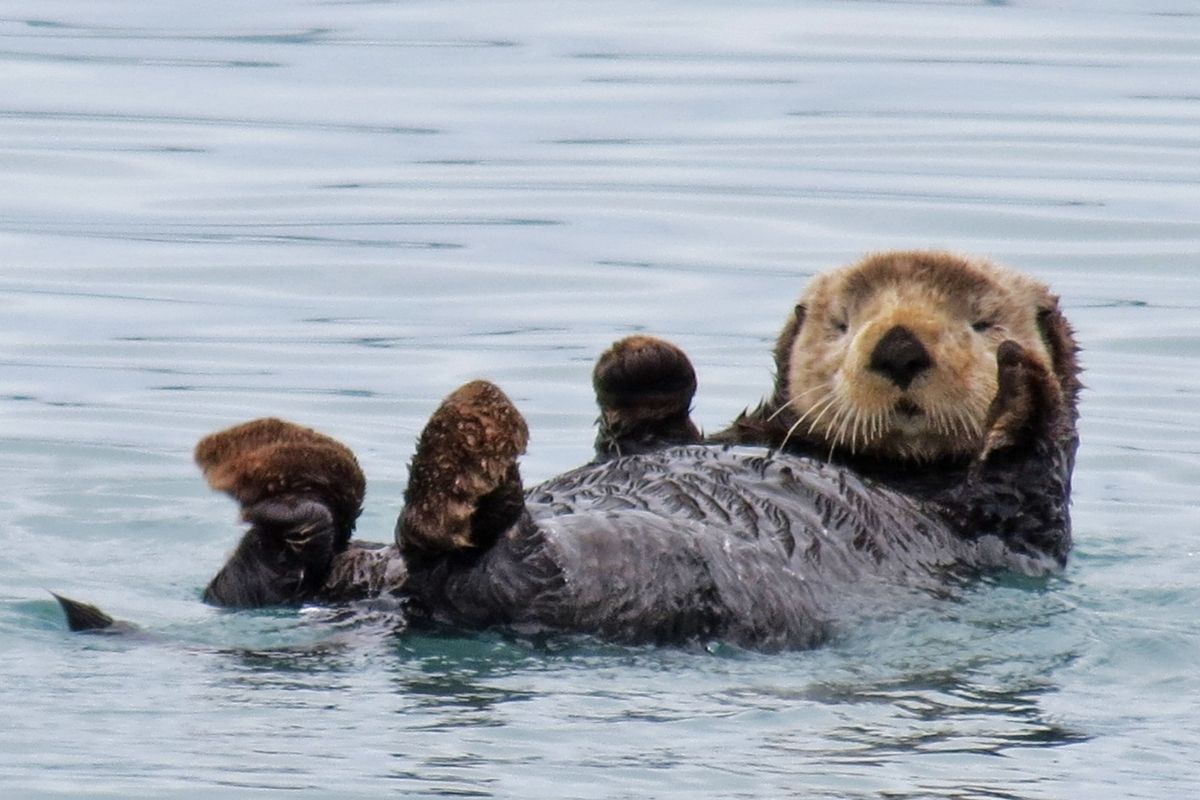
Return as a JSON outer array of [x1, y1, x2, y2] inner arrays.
[[195, 418, 366, 607], [976, 340, 1069, 467], [203, 497, 338, 607], [397, 381, 531, 558], [592, 335, 701, 459]]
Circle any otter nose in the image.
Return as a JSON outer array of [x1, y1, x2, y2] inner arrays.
[[868, 325, 933, 390]]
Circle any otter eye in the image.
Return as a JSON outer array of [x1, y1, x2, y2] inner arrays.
[[971, 320, 995, 333], [833, 319, 848, 335]]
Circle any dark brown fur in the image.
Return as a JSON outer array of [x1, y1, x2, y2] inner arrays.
[[397, 381, 530, 557], [194, 418, 366, 607], [195, 417, 365, 543], [592, 336, 701, 458]]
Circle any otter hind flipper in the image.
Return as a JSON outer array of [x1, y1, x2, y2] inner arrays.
[[397, 380, 530, 558], [195, 418, 365, 546], [195, 418, 366, 607], [51, 592, 116, 632], [202, 497, 339, 607], [592, 335, 701, 459]]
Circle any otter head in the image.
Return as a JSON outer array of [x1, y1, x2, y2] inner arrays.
[[774, 251, 1072, 462]]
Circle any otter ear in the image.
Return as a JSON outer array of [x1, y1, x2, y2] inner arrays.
[[1035, 297, 1081, 406], [768, 303, 806, 403]]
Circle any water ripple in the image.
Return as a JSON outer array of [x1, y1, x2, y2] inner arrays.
[[1, 1, 1198, 798]]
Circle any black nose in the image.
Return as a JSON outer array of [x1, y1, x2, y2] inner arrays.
[[868, 325, 933, 390]]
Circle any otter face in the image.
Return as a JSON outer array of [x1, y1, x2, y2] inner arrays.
[[780, 251, 1060, 461]]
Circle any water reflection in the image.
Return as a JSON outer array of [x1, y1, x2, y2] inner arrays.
[[810, 670, 1090, 757]]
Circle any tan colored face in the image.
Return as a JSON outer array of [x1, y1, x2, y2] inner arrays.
[[782, 252, 1057, 461]]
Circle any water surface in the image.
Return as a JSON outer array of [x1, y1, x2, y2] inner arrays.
[[2, 1, 1199, 797]]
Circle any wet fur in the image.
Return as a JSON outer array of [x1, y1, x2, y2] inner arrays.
[[394, 251, 1079, 647], [195, 419, 366, 607], [397, 381, 530, 557], [592, 336, 702, 458], [80, 251, 1080, 651]]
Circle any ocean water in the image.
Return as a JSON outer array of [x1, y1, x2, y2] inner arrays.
[[2, 1, 1198, 797]]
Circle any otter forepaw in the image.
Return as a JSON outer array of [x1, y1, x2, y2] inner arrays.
[[592, 335, 701, 458], [397, 380, 530, 558], [976, 340, 1066, 465]]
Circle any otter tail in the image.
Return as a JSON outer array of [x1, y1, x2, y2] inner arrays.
[[51, 592, 116, 632]]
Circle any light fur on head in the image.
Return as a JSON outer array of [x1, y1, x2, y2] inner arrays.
[[778, 250, 1061, 461]]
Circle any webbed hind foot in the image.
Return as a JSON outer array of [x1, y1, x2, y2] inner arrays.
[[592, 335, 701, 459], [397, 381, 530, 558], [196, 418, 366, 607]]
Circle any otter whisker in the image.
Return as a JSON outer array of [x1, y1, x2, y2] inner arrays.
[[829, 403, 856, 455], [805, 395, 844, 441], [780, 392, 837, 450], [964, 405, 984, 439], [959, 406, 976, 438], [796, 393, 844, 455], [788, 394, 831, 429], [858, 410, 875, 453], [832, 405, 853, 454], [853, 409, 873, 454], [766, 404, 790, 422], [791, 392, 838, 432], [765, 385, 826, 422], [778, 415, 805, 451], [946, 407, 960, 437], [932, 405, 947, 436], [825, 410, 846, 461], [935, 407, 952, 437], [952, 405, 972, 438]]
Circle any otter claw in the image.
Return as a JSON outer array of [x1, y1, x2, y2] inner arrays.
[[593, 335, 701, 458], [397, 380, 530, 557]]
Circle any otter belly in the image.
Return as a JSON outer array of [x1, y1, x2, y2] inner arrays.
[[402, 446, 976, 650]]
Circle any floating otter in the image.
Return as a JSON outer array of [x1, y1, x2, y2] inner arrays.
[[63, 251, 1080, 650]]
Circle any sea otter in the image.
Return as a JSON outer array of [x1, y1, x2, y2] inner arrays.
[[61, 251, 1080, 651]]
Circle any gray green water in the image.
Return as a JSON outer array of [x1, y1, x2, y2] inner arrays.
[[2, 1, 1199, 797]]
